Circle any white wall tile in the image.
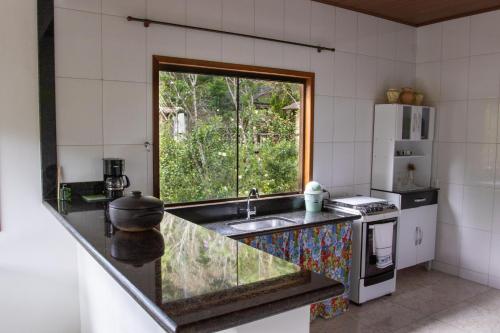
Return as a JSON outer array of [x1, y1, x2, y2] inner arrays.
[[312, 142, 333, 187], [187, 0, 222, 29], [442, 17, 470, 60], [147, 25, 186, 58], [464, 143, 496, 187], [468, 54, 500, 99], [437, 142, 466, 184], [458, 268, 489, 285], [102, 15, 146, 82], [254, 0, 284, 39], [395, 24, 416, 63], [146, 25, 186, 82], [393, 61, 416, 89], [186, 30, 222, 61], [355, 99, 374, 142], [222, 0, 254, 34], [333, 97, 355, 142], [356, 55, 377, 99], [314, 95, 334, 143], [376, 58, 395, 97], [104, 145, 149, 195], [222, 36, 254, 65], [330, 186, 354, 198], [490, 234, 500, 277], [377, 19, 397, 60], [102, 0, 145, 17], [283, 45, 310, 71], [354, 142, 371, 184], [55, 0, 100, 13], [357, 13, 378, 57], [494, 147, 500, 188], [332, 142, 354, 187], [310, 50, 334, 96], [54, 8, 101, 79], [435, 222, 460, 266], [493, 190, 500, 234], [254, 40, 283, 68], [334, 51, 356, 98], [56, 78, 102, 146], [440, 58, 469, 102], [416, 23, 442, 63], [103, 81, 147, 145], [438, 101, 467, 142], [416, 61, 441, 103], [146, 83, 153, 143], [467, 99, 499, 143], [354, 183, 370, 196], [459, 226, 491, 273], [438, 183, 463, 225], [335, 8, 357, 53], [58, 146, 103, 182], [147, 0, 186, 24], [462, 186, 494, 230], [284, 0, 310, 43], [470, 10, 500, 56], [310, 2, 335, 49]]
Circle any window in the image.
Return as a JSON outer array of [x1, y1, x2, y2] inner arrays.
[[153, 56, 314, 205]]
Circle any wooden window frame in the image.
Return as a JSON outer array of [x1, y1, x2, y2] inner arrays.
[[152, 55, 314, 205]]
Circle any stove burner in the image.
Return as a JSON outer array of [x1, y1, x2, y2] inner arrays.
[[324, 196, 397, 216]]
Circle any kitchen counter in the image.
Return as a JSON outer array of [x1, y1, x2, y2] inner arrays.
[[200, 209, 359, 239], [44, 199, 346, 333]]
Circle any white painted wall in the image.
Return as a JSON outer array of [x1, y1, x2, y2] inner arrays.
[[416, 10, 500, 288], [54, 0, 417, 198], [0, 1, 80, 332]]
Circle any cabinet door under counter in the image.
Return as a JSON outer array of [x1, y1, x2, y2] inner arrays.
[[371, 189, 438, 270]]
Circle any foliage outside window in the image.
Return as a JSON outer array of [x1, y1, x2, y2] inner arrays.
[[155, 58, 312, 205]]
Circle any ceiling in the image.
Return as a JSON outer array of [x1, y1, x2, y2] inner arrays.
[[313, 0, 500, 26]]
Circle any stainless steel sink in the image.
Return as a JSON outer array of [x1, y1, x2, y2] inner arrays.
[[227, 217, 297, 231]]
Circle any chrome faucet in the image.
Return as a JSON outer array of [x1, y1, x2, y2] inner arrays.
[[245, 188, 260, 220]]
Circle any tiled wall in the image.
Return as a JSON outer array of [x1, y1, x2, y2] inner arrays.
[[416, 10, 500, 288], [54, 0, 416, 196]]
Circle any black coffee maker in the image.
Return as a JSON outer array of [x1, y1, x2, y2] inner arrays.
[[103, 158, 130, 199]]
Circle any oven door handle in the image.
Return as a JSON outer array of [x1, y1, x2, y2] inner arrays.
[[368, 221, 398, 229]]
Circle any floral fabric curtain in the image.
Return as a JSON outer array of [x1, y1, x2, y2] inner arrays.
[[241, 222, 352, 319]]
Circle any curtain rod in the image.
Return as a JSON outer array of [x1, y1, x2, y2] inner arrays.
[[127, 16, 335, 53]]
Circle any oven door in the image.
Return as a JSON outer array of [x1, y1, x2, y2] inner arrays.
[[361, 218, 397, 286]]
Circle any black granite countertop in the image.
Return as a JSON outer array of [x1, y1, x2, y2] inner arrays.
[[200, 209, 359, 239], [44, 199, 348, 333]]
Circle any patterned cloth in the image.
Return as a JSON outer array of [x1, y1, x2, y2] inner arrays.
[[242, 222, 352, 319]]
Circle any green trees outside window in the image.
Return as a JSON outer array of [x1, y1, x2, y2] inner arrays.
[[159, 71, 302, 204]]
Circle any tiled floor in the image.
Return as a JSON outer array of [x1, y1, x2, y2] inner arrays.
[[311, 265, 500, 333]]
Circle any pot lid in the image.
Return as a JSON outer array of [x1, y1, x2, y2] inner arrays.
[[304, 181, 323, 194], [109, 191, 164, 210]]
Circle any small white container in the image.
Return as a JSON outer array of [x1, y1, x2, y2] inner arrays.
[[304, 181, 323, 212]]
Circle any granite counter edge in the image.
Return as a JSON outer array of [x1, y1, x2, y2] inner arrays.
[[43, 201, 178, 333]]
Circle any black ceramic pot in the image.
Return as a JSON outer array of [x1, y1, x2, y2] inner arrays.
[[110, 229, 165, 267], [108, 191, 164, 231]]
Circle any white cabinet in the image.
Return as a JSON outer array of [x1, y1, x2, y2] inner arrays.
[[397, 205, 437, 269], [371, 189, 438, 271], [372, 104, 435, 192], [416, 205, 438, 264], [394, 105, 435, 141]]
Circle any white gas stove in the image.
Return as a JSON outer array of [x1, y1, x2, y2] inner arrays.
[[324, 196, 399, 222], [324, 196, 399, 304]]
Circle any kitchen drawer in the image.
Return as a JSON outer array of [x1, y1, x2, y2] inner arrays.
[[401, 190, 438, 209]]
